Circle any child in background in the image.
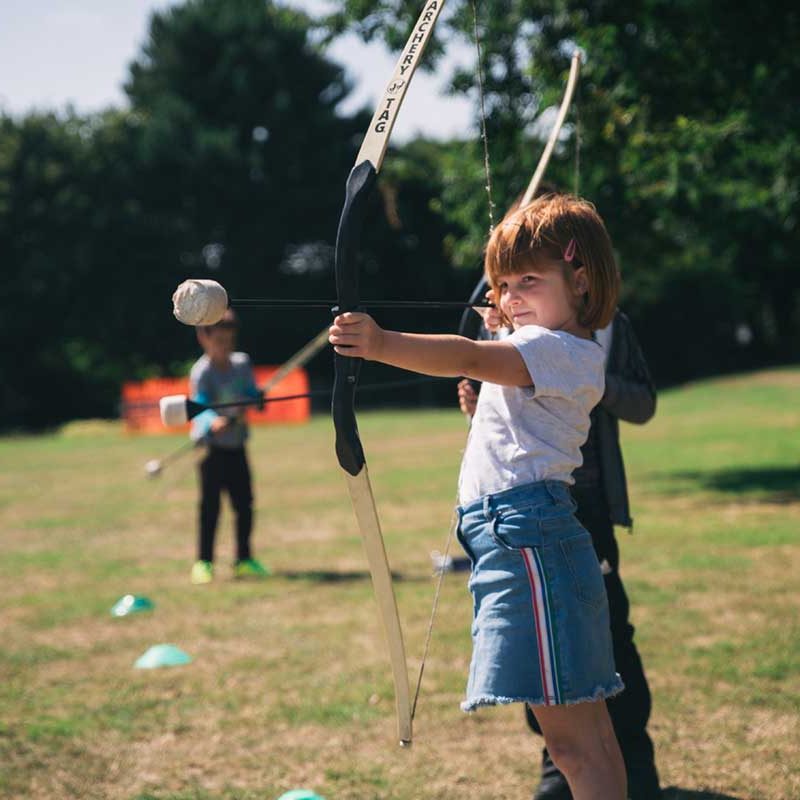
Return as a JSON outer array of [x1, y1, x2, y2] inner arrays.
[[189, 310, 268, 584], [330, 194, 626, 800]]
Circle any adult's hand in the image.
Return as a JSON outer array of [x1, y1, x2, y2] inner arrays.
[[458, 379, 478, 418]]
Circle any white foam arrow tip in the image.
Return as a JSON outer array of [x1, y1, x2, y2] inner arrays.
[[172, 279, 229, 326], [160, 394, 189, 427]]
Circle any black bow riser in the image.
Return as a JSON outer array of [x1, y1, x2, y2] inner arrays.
[[332, 160, 378, 476]]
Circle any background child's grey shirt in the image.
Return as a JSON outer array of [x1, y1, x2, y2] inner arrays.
[[458, 325, 605, 505], [190, 352, 260, 449]]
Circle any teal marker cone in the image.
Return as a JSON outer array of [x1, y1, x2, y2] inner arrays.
[[134, 644, 192, 669], [111, 594, 155, 617], [276, 792, 327, 800]]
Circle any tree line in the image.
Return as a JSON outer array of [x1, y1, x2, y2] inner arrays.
[[1, 0, 797, 428]]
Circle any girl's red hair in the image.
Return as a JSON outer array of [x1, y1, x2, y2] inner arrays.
[[484, 194, 619, 330]]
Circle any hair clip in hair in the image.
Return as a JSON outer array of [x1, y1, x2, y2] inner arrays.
[[563, 238, 577, 263]]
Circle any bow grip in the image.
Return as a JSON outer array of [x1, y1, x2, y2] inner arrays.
[[332, 160, 378, 476]]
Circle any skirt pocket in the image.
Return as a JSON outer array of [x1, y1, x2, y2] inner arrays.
[[489, 508, 543, 551], [560, 532, 606, 608]]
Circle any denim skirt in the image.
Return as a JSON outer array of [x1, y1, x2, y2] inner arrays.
[[456, 480, 624, 710]]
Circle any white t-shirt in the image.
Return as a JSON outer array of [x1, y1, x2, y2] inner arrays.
[[595, 319, 613, 362], [457, 325, 605, 505]]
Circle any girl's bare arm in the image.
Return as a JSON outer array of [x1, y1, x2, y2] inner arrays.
[[330, 312, 531, 387]]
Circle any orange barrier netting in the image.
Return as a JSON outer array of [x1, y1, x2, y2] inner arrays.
[[121, 366, 311, 434]]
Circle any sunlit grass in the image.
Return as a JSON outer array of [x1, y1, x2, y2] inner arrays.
[[1, 369, 798, 799]]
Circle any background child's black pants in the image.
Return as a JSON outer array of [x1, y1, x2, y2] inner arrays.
[[198, 447, 253, 562]]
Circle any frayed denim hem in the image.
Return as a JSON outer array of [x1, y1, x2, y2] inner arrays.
[[461, 678, 625, 712]]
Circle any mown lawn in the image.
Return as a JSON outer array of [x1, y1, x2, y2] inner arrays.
[[1, 368, 798, 800]]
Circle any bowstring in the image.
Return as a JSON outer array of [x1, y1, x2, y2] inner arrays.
[[471, 0, 495, 234], [411, 507, 459, 720], [410, 0, 496, 728], [574, 72, 582, 194]]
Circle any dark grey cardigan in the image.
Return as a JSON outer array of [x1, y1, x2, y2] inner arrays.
[[587, 310, 657, 528]]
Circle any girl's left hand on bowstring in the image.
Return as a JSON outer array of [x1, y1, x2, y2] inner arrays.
[[329, 312, 386, 361], [476, 289, 506, 333]]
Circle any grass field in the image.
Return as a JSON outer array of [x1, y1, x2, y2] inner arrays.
[[1, 368, 798, 800]]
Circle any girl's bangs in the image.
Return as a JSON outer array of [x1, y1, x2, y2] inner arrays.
[[486, 223, 563, 287]]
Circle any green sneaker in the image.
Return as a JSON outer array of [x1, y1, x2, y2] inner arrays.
[[234, 558, 271, 579], [191, 560, 213, 585]]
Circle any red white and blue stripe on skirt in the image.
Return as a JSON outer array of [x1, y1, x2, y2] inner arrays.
[[521, 546, 563, 705]]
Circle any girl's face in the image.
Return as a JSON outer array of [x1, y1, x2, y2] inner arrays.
[[495, 260, 588, 336]]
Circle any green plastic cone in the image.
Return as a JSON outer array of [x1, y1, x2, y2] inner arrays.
[[134, 644, 192, 669], [276, 791, 327, 800], [111, 594, 155, 617]]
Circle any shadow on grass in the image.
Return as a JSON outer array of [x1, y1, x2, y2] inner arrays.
[[658, 465, 800, 503], [279, 569, 428, 584], [664, 789, 744, 800]]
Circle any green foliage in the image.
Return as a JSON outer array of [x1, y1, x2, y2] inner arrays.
[[125, 0, 362, 293], [0, 1, 366, 428], [0, 111, 147, 425], [0, 0, 485, 429], [328, 0, 800, 382], [3, 0, 800, 428]]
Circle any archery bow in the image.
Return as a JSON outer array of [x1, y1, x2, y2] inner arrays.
[[330, 14, 578, 749], [331, 0, 447, 748], [520, 51, 581, 207], [458, 50, 582, 339]]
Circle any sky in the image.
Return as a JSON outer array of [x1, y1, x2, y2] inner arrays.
[[0, 0, 476, 141]]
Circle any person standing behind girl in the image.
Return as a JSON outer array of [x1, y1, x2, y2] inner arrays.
[[330, 194, 626, 800]]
